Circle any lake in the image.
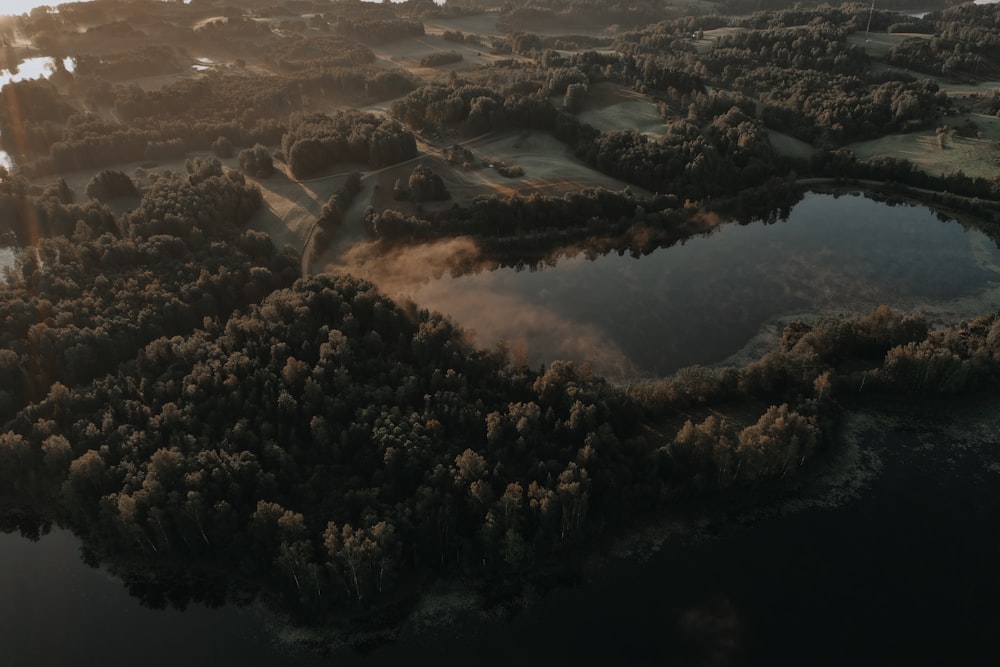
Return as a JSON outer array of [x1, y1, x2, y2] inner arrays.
[[0, 56, 75, 88], [379, 193, 1000, 379], [3, 193, 1000, 665]]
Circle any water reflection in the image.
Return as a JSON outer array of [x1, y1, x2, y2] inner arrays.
[[0, 55, 75, 87], [0, 525, 327, 667], [2, 193, 999, 665], [358, 193, 1000, 378], [0, 56, 75, 168]]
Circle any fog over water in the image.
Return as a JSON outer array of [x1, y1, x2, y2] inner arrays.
[[354, 193, 1000, 379]]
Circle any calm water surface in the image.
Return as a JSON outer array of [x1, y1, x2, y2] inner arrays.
[[0, 56, 74, 87], [399, 193, 1000, 378], [0, 57, 74, 168], [0, 529, 325, 667]]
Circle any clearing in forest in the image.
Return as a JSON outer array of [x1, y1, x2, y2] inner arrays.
[[577, 83, 666, 138], [848, 112, 1000, 181]]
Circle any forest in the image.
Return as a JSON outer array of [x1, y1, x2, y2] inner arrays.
[[3, 170, 999, 629], [3, 0, 1000, 649]]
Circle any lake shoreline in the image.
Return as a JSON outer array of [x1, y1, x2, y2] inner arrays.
[[284, 388, 1000, 660]]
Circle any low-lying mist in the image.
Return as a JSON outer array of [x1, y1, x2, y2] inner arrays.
[[328, 236, 639, 377]]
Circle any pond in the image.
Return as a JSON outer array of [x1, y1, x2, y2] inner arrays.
[[3, 193, 1000, 665], [382, 193, 1000, 379], [0, 56, 75, 88]]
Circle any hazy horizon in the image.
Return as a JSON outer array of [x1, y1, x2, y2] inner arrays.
[[2, 0, 438, 19]]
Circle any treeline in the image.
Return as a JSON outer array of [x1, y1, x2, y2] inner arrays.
[[496, 3, 691, 34], [882, 2, 1000, 80], [280, 111, 417, 178], [419, 51, 463, 68], [886, 37, 997, 79], [388, 75, 776, 201], [268, 35, 377, 71], [365, 186, 675, 241], [633, 305, 1000, 490], [1, 65, 416, 177], [0, 171, 116, 243], [73, 46, 186, 81], [7, 250, 1000, 623], [312, 171, 362, 255], [0, 164, 298, 425], [613, 9, 949, 145], [367, 178, 802, 274], [0, 268, 838, 620], [334, 18, 424, 45], [805, 147, 1000, 205], [757, 71, 946, 145]]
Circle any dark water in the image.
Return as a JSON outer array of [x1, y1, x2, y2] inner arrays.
[[5, 411, 998, 666], [3, 195, 1000, 665], [403, 193, 1000, 378], [0, 530, 327, 667], [351, 405, 1000, 667]]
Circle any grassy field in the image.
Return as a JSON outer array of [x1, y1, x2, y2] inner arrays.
[[769, 131, 814, 160], [577, 82, 666, 137], [306, 130, 649, 272], [421, 14, 502, 38], [846, 31, 930, 59], [848, 112, 1000, 180], [370, 32, 517, 84], [466, 131, 650, 196], [697, 27, 746, 54], [248, 167, 358, 252]]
